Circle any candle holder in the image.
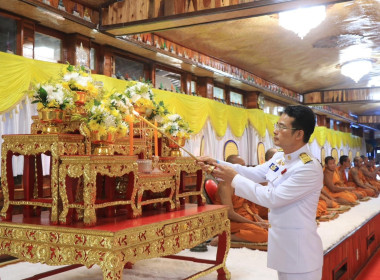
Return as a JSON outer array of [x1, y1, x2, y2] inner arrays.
[[151, 156, 161, 173]]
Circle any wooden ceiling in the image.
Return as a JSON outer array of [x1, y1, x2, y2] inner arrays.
[[3, 0, 380, 131]]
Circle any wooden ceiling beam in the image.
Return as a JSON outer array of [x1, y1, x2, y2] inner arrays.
[[358, 116, 380, 124], [100, 0, 351, 35], [304, 87, 380, 105]]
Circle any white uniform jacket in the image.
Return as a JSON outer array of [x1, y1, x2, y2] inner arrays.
[[227, 145, 323, 273]]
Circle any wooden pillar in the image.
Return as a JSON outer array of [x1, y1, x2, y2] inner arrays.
[[341, 122, 350, 133], [326, 117, 331, 129], [103, 49, 114, 77], [333, 121, 338, 131], [316, 114, 326, 127], [183, 73, 192, 95], [146, 63, 155, 86], [224, 85, 231, 105], [245, 91, 260, 109], [197, 77, 213, 99]]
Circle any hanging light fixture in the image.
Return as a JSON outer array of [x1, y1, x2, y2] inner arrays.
[[340, 59, 373, 83], [279, 5, 326, 39], [339, 45, 373, 83]]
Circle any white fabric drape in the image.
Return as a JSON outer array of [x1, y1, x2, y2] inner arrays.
[[0, 99, 367, 176]]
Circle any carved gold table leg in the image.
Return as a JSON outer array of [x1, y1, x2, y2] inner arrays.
[[0, 148, 12, 220], [216, 220, 231, 280], [101, 252, 125, 280], [83, 164, 97, 227]]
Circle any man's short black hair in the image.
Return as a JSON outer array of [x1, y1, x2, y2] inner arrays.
[[283, 105, 316, 143], [324, 156, 335, 165], [339, 155, 348, 165]]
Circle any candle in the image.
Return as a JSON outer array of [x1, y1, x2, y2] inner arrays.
[[126, 115, 134, 156], [132, 111, 197, 160], [154, 120, 158, 157]]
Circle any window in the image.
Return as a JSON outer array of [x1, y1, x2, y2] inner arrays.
[[0, 15, 17, 54], [230, 91, 243, 105], [155, 68, 181, 92], [115, 56, 144, 81], [90, 47, 96, 71], [213, 87, 224, 100], [34, 32, 61, 63], [191, 80, 197, 95], [263, 99, 284, 115]]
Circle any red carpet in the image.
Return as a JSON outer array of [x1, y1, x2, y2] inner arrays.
[[355, 248, 380, 280]]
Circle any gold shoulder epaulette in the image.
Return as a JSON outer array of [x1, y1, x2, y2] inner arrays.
[[299, 153, 312, 164]]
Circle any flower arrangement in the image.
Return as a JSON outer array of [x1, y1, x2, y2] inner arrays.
[[160, 113, 192, 138], [108, 91, 134, 117], [29, 81, 74, 111], [79, 95, 129, 138], [147, 100, 170, 122], [61, 63, 99, 102], [124, 81, 155, 114]]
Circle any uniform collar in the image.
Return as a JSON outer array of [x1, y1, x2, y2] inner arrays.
[[284, 144, 310, 164]]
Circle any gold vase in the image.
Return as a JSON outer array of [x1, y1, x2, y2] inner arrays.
[[167, 137, 186, 157], [134, 106, 146, 116], [75, 91, 86, 105], [90, 131, 115, 155], [38, 108, 65, 134]]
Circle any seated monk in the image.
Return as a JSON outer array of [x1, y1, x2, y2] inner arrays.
[[360, 156, 380, 190], [348, 156, 379, 197], [211, 155, 268, 246], [316, 199, 328, 219], [338, 156, 366, 199], [323, 156, 358, 206], [316, 192, 339, 221], [320, 189, 340, 209]]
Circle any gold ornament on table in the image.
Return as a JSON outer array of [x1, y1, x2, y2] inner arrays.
[[133, 111, 196, 160], [159, 113, 192, 157], [61, 63, 99, 111], [74, 91, 131, 155], [167, 136, 187, 157], [28, 81, 74, 134]]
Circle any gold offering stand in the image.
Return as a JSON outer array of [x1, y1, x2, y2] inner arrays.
[[0, 133, 85, 223], [0, 115, 230, 280]]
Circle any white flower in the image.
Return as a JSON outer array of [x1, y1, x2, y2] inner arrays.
[[167, 114, 181, 122]]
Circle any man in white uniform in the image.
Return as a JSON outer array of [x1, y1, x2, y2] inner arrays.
[[198, 105, 323, 280]]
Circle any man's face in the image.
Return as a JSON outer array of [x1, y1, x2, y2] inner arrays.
[[326, 159, 336, 171], [354, 158, 363, 167], [273, 114, 300, 149], [343, 159, 351, 168]]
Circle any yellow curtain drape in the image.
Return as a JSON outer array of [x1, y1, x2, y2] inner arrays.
[[0, 51, 363, 148], [0, 52, 63, 113], [310, 126, 362, 148]]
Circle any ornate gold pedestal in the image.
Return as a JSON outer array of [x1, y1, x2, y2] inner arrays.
[[0, 134, 85, 223], [59, 155, 138, 226]]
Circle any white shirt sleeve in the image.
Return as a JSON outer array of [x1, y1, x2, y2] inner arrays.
[[232, 160, 323, 209]]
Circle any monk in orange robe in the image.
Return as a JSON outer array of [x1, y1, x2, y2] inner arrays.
[[360, 156, 380, 190], [211, 155, 268, 245], [316, 199, 328, 219], [316, 191, 339, 220], [348, 157, 378, 197], [338, 155, 366, 199], [214, 182, 268, 244], [323, 156, 358, 205]]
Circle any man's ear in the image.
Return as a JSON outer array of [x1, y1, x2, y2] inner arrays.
[[296, 130, 304, 141]]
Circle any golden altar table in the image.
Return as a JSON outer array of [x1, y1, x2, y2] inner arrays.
[[0, 204, 231, 280], [0, 134, 85, 223], [58, 155, 138, 226]]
